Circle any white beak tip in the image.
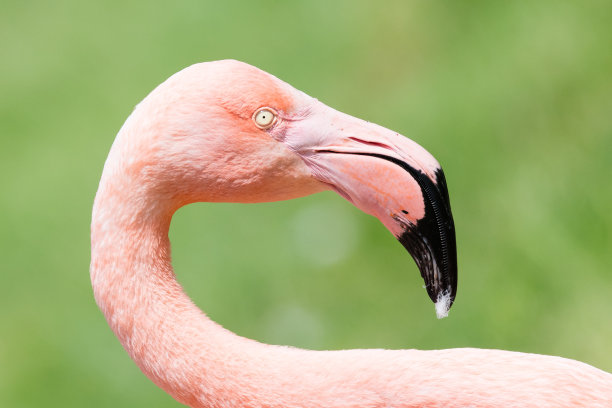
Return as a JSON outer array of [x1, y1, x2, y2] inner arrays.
[[434, 291, 452, 319]]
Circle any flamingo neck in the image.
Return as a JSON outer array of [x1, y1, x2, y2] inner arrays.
[[90, 171, 248, 407]]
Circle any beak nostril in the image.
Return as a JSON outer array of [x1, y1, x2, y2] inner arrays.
[[348, 136, 393, 151]]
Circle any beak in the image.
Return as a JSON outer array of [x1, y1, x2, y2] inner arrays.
[[284, 102, 457, 318]]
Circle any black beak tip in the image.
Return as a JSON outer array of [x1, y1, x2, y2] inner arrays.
[[398, 167, 458, 316], [398, 225, 457, 303]]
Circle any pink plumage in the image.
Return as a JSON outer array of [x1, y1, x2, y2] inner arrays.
[[91, 60, 612, 407]]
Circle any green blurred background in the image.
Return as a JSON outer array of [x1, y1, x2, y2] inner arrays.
[[1, 0, 611, 406]]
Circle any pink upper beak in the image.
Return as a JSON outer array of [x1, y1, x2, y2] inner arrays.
[[283, 101, 457, 314]]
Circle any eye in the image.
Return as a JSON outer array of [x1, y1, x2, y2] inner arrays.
[[253, 107, 277, 129]]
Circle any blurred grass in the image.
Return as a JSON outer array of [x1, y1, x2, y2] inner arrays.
[[1, 0, 611, 406]]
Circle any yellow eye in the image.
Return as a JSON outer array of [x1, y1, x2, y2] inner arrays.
[[253, 108, 277, 129]]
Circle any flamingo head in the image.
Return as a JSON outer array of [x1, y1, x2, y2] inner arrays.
[[117, 60, 457, 317]]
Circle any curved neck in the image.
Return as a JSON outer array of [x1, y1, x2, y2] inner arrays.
[[89, 168, 412, 408], [90, 170, 245, 406]]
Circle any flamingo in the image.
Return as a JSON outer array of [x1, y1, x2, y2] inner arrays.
[[91, 60, 612, 407]]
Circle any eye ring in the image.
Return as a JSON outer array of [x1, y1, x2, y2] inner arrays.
[[253, 107, 278, 129]]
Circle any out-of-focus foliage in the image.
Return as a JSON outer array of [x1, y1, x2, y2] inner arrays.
[[1, 1, 611, 406]]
